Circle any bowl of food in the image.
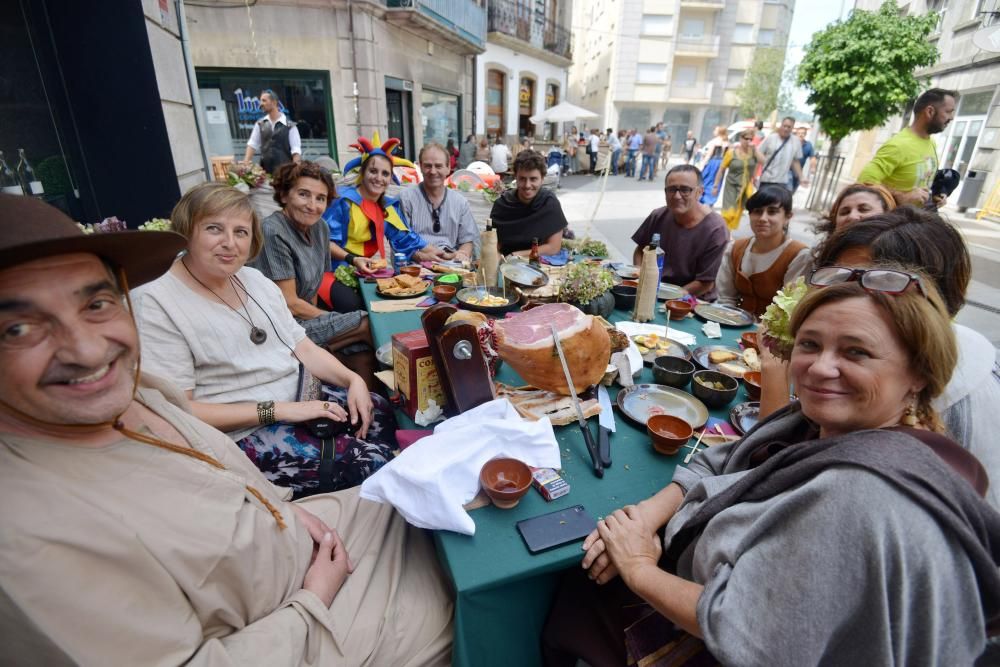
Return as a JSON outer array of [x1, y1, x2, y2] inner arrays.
[[740, 332, 759, 352], [742, 370, 762, 401], [611, 285, 637, 311], [479, 457, 533, 509], [647, 414, 693, 456], [691, 370, 739, 408], [399, 265, 421, 278], [433, 284, 457, 302], [652, 356, 695, 389], [456, 286, 518, 315], [665, 299, 693, 320]]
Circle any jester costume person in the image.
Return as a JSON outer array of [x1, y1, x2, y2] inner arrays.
[[323, 133, 427, 268]]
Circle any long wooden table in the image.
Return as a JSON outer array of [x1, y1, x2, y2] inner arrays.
[[359, 281, 750, 667]]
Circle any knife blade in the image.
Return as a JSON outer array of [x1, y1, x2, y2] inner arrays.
[[550, 325, 604, 478], [596, 385, 615, 468]]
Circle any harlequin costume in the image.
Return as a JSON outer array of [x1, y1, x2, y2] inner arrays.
[[323, 133, 427, 268]]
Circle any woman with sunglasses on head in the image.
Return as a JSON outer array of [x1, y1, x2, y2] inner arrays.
[[715, 186, 811, 316], [544, 271, 1000, 666], [490, 149, 568, 257], [322, 134, 447, 311], [711, 130, 766, 230], [132, 182, 398, 497], [248, 161, 370, 350]]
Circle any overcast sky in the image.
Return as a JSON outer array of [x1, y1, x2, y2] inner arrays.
[[784, 0, 854, 114]]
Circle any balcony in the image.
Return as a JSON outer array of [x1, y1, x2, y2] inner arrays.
[[674, 34, 720, 57], [385, 0, 486, 54], [487, 0, 572, 66], [679, 0, 724, 8], [669, 81, 714, 103]]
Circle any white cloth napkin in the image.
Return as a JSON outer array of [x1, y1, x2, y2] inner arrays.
[[701, 321, 722, 339], [359, 398, 562, 535]]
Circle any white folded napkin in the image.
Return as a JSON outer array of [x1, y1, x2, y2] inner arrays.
[[359, 398, 562, 535], [702, 321, 722, 339]]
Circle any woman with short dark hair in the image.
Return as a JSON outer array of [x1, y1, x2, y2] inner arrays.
[[489, 149, 568, 256]]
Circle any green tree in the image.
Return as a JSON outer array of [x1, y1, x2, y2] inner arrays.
[[797, 1, 939, 150], [736, 47, 787, 119]]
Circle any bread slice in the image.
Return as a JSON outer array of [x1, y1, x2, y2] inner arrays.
[[708, 350, 739, 364]]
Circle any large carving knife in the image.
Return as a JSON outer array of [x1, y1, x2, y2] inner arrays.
[[550, 325, 603, 478], [596, 385, 615, 468]]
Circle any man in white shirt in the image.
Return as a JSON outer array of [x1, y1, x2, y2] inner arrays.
[[243, 89, 302, 173], [757, 116, 803, 192], [588, 129, 600, 175], [606, 129, 622, 175], [490, 137, 513, 175]]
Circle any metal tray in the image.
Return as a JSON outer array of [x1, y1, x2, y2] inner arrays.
[[629, 334, 692, 366], [694, 303, 754, 327], [730, 401, 760, 435], [691, 344, 750, 378], [615, 383, 709, 429], [499, 262, 549, 288]]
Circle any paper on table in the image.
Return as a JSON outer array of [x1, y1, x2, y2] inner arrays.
[[701, 321, 722, 339], [615, 320, 697, 347], [359, 398, 562, 535], [369, 296, 428, 313]]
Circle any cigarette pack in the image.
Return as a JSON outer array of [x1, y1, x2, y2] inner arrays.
[[531, 467, 570, 501]]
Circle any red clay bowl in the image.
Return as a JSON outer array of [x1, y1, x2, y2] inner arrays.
[[433, 284, 457, 302], [479, 458, 533, 509], [399, 265, 422, 277], [665, 299, 693, 320], [647, 414, 694, 456], [740, 332, 759, 352], [743, 371, 762, 401]]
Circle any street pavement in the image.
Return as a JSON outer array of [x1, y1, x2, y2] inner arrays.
[[553, 160, 1000, 354]]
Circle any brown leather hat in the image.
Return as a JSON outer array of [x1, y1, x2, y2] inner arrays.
[[0, 194, 186, 287]]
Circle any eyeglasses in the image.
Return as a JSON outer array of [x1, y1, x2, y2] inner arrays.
[[665, 186, 696, 196], [808, 266, 926, 296]]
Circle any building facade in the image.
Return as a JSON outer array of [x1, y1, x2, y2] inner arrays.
[[568, 0, 795, 149], [187, 0, 485, 167], [476, 0, 573, 143], [844, 0, 1000, 212]]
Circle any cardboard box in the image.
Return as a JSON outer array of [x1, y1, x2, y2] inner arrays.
[[392, 329, 447, 420]]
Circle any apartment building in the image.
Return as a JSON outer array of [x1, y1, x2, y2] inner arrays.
[[568, 0, 795, 148], [476, 0, 573, 142], [845, 0, 999, 212]]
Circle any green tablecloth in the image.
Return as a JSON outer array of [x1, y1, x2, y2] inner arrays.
[[359, 281, 750, 667]]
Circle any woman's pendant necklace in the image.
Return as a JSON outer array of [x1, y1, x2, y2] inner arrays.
[[180, 258, 267, 345], [249, 326, 268, 345]]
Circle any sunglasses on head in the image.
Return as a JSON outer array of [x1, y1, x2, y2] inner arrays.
[[432, 208, 441, 234], [809, 266, 926, 297]]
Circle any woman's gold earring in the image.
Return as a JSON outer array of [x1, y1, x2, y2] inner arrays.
[[901, 402, 918, 427]]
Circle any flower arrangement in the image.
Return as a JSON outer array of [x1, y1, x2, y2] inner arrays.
[[78, 217, 127, 234], [760, 276, 809, 360], [139, 218, 172, 231], [558, 262, 615, 305], [562, 236, 608, 258], [227, 162, 269, 191], [480, 181, 506, 204]]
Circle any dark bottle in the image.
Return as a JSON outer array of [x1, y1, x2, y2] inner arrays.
[[16, 149, 44, 196], [0, 152, 21, 195], [529, 237, 540, 267]]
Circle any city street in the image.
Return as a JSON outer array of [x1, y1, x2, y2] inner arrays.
[[553, 163, 1000, 354]]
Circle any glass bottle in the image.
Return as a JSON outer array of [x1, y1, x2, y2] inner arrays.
[[649, 232, 665, 283], [0, 152, 21, 195], [529, 237, 540, 267]]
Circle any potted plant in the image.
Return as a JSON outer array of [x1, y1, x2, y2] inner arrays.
[[558, 262, 615, 317]]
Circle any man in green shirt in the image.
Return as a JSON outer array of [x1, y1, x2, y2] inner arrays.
[[858, 88, 958, 208]]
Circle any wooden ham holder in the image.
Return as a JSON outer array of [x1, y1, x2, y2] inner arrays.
[[420, 303, 496, 416]]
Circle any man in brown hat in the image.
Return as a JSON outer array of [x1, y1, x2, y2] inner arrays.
[[0, 194, 452, 665]]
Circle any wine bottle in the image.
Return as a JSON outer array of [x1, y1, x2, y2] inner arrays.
[[16, 149, 44, 196], [0, 152, 21, 195]]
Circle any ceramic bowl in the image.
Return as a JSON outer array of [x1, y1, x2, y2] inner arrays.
[[433, 284, 457, 302], [652, 356, 695, 389], [740, 332, 759, 352], [691, 370, 740, 408], [647, 414, 693, 456], [665, 299, 693, 320], [742, 371, 762, 401], [399, 265, 421, 278], [611, 285, 637, 311], [479, 458, 533, 509]]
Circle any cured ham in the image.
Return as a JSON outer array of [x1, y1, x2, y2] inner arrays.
[[494, 303, 610, 395]]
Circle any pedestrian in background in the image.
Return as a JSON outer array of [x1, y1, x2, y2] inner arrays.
[[607, 128, 622, 176], [638, 127, 658, 181], [682, 131, 699, 165], [587, 129, 600, 175], [458, 134, 476, 169], [653, 122, 667, 179], [757, 117, 803, 192], [626, 129, 642, 177]]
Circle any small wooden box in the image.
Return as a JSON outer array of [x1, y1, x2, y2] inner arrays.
[[392, 329, 448, 420]]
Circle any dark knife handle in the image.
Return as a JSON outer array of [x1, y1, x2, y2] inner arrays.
[[598, 427, 612, 468], [581, 423, 603, 478]]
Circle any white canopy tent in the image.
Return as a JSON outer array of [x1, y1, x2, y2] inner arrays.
[[529, 101, 600, 125]]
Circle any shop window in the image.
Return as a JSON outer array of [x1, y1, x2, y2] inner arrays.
[[544, 83, 559, 140], [519, 77, 536, 138], [487, 69, 506, 140], [421, 88, 460, 147]]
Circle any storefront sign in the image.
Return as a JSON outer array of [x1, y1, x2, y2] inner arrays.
[[519, 79, 533, 115], [234, 88, 289, 124]]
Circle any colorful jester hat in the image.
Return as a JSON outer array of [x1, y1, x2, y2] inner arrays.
[[343, 131, 415, 185]]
